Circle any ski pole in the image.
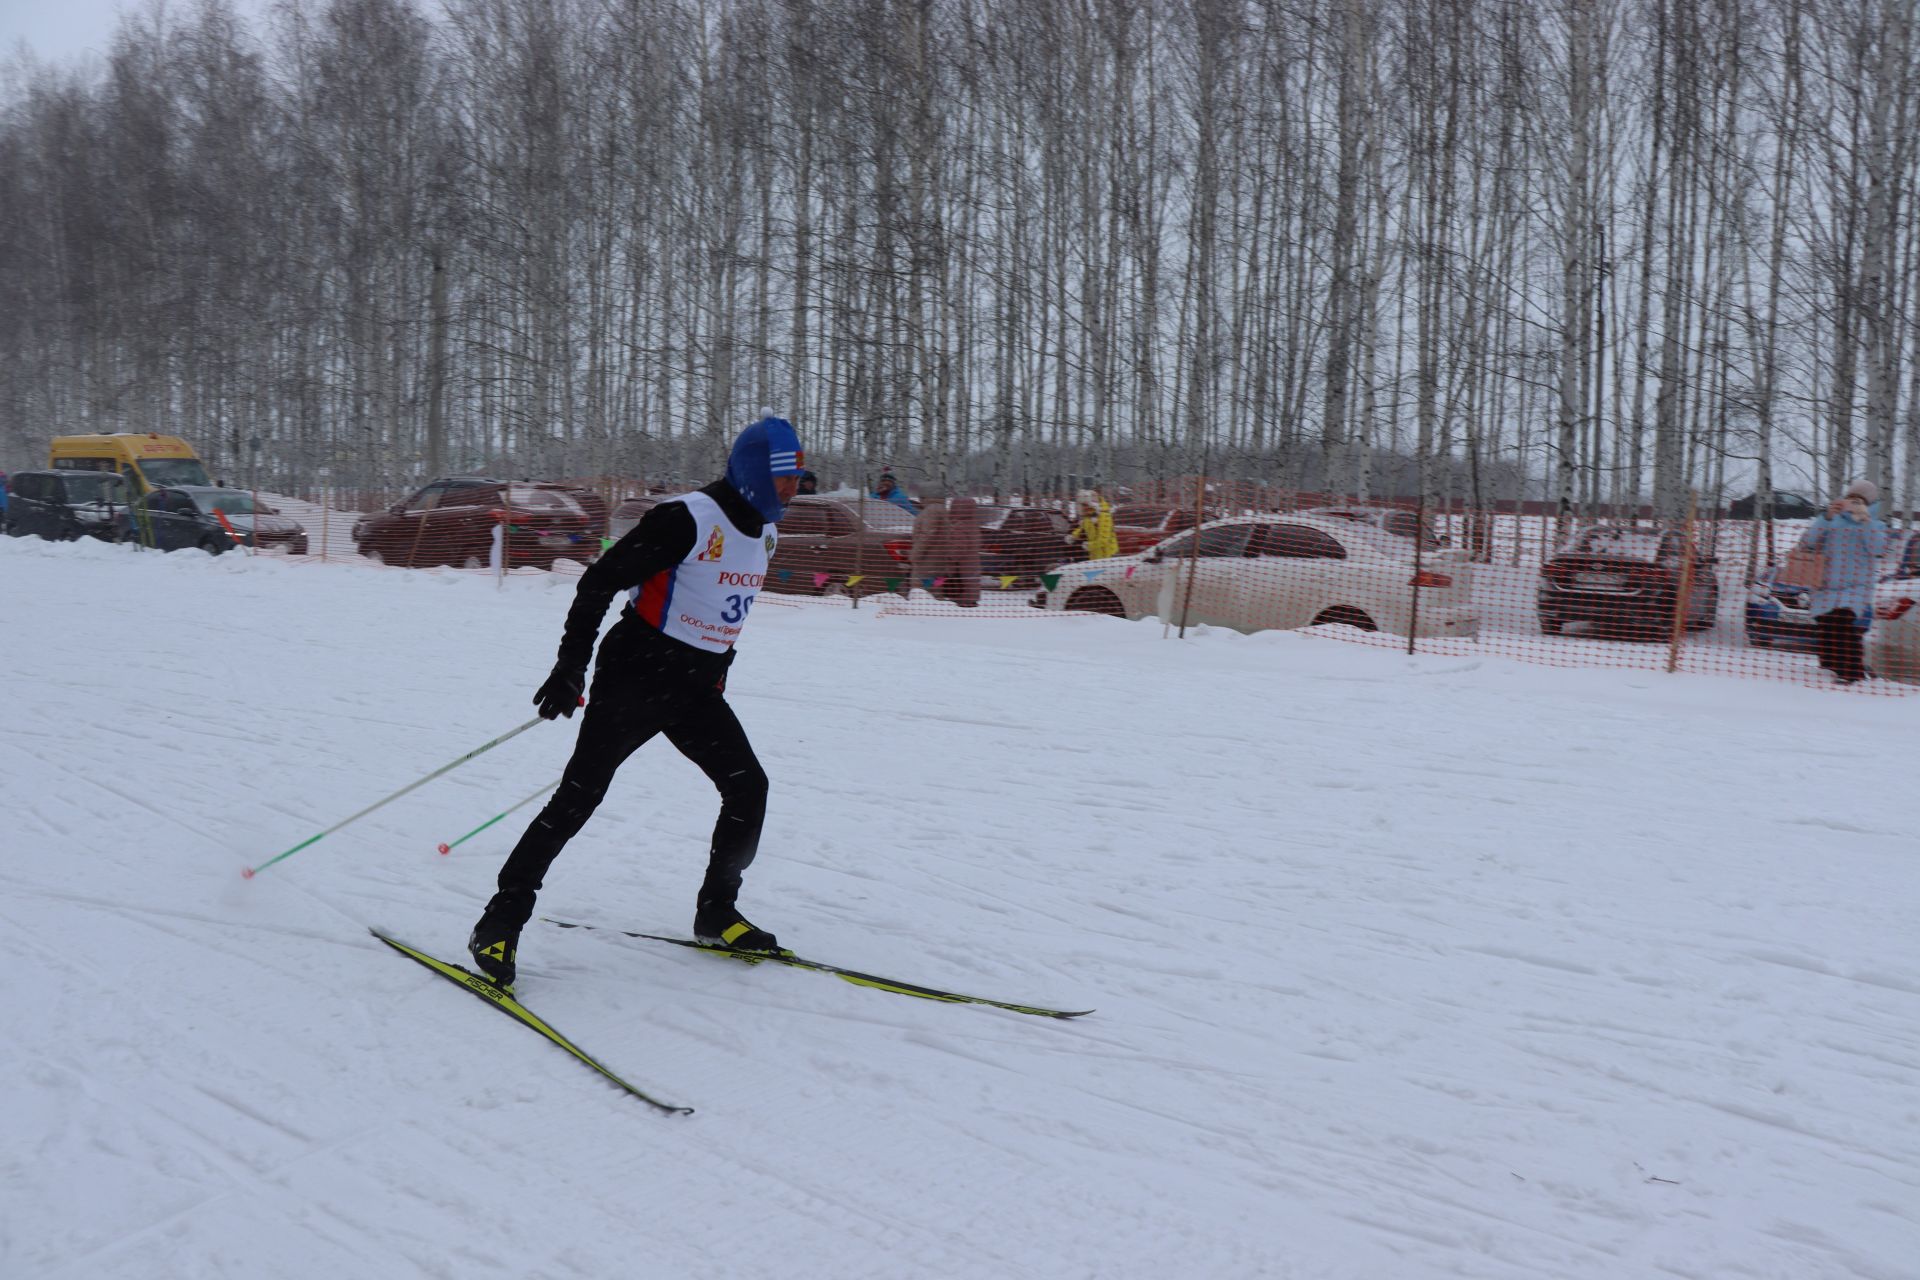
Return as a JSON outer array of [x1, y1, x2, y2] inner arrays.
[[244, 716, 548, 878], [436, 779, 561, 855]]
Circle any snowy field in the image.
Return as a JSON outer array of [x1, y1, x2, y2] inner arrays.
[[3, 534, 1916, 1279]]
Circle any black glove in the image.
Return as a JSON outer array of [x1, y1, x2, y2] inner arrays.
[[533, 665, 587, 719]]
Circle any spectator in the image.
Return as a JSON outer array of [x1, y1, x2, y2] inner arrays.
[[796, 469, 819, 496], [911, 486, 982, 607], [873, 471, 918, 514], [1068, 489, 1118, 560], [1800, 478, 1890, 685], [0, 471, 9, 529]]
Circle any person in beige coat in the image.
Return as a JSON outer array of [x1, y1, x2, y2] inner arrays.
[[910, 487, 982, 607]]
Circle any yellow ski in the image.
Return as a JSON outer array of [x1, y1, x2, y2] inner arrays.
[[543, 918, 1094, 1020], [372, 929, 693, 1114]]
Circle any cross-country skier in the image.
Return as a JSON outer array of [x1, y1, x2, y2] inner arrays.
[[467, 416, 806, 989]]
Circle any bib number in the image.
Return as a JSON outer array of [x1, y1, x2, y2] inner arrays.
[[721, 593, 756, 624]]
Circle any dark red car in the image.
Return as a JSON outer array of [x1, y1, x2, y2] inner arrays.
[[352, 477, 606, 569], [607, 489, 692, 542], [765, 495, 921, 596], [1537, 525, 1720, 638], [1110, 504, 1208, 557], [1303, 505, 1450, 550], [976, 504, 1082, 586]]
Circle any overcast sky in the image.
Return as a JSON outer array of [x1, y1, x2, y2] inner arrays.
[[3, 0, 134, 66], [1, 0, 276, 69]]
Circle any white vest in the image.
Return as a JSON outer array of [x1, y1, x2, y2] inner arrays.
[[628, 492, 775, 651]]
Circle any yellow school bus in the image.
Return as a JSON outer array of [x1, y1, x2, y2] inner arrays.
[[50, 433, 211, 495]]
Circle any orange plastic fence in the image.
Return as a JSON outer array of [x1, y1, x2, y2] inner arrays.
[[209, 484, 1920, 696]]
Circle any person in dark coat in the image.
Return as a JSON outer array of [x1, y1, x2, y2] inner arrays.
[[873, 471, 918, 514], [467, 416, 806, 989]]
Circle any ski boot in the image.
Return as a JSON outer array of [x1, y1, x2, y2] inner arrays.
[[693, 901, 784, 955], [468, 896, 526, 990]]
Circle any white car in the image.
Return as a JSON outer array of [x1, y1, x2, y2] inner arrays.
[[1036, 513, 1480, 639], [1866, 568, 1920, 685]]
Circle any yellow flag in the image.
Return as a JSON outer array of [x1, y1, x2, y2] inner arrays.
[[999, 575, 1017, 589], [846, 574, 866, 587]]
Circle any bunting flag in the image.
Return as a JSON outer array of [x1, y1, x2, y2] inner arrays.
[[777, 569, 793, 580], [846, 575, 866, 587], [813, 572, 831, 588], [885, 577, 902, 592], [600, 536, 615, 552], [998, 575, 1017, 589], [1041, 573, 1062, 591], [1125, 565, 1136, 579], [1085, 568, 1105, 579]]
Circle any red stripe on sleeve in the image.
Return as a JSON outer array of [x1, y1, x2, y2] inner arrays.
[[634, 568, 673, 629]]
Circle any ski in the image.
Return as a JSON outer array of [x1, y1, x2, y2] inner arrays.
[[371, 929, 693, 1115], [542, 918, 1094, 1020]]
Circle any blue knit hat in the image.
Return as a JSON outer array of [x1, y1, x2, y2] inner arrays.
[[726, 416, 805, 522]]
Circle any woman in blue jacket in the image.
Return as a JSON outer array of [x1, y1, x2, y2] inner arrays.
[[1799, 479, 1891, 684]]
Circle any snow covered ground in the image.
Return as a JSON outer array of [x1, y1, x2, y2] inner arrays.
[[3, 534, 1916, 1279]]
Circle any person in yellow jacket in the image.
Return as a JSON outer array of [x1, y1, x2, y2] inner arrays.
[[1069, 489, 1119, 560]]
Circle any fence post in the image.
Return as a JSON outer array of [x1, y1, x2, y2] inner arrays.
[[853, 485, 866, 610], [1666, 488, 1700, 674], [1408, 491, 1427, 656], [1176, 470, 1207, 638], [495, 493, 509, 588]]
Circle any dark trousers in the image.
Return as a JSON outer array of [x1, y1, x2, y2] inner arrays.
[[489, 670, 769, 928], [1814, 607, 1865, 681]]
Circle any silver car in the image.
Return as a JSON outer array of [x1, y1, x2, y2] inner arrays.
[[1865, 536, 1920, 684], [1037, 514, 1479, 639]]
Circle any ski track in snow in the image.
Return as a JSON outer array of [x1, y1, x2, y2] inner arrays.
[[3, 533, 1917, 1279]]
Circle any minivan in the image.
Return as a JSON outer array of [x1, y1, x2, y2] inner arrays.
[[3, 469, 132, 542], [49, 433, 210, 496]]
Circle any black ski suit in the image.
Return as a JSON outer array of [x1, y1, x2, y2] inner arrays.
[[487, 480, 771, 929]]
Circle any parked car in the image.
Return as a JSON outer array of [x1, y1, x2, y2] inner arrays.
[[976, 504, 1082, 586], [351, 478, 600, 569], [2, 469, 131, 542], [763, 494, 922, 596], [1109, 504, 1209, 557], [1727, 490, 1822, 520], [122, 486, 309, 554], [1537, 525, 1720, 637], [1746, 531, 1917, 650], [1866, 540, 1920, 684], [607, 490, 690, 542], [1036, 514, 1479, 639], [1302, 505, 1450, 550]]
